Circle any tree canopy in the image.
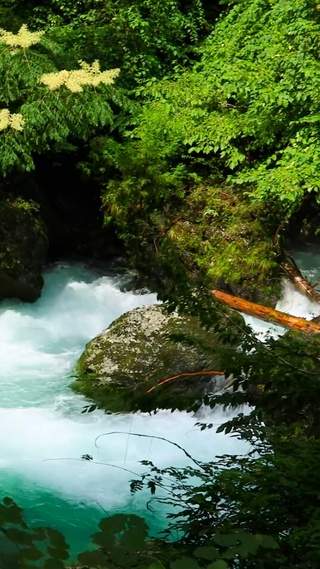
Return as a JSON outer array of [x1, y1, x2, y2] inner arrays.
[[0, 23, 126, 175], [94, 0, 320, 296]]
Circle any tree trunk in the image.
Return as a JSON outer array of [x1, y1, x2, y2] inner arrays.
[[212, 289, 320, 334], [280, 253, 320, 304]]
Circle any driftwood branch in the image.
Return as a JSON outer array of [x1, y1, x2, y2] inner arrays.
[[280, 253, 320, 305]]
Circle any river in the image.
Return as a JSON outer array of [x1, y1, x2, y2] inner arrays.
[[0, 262, 248, 556], [1, 252, 319, 556]]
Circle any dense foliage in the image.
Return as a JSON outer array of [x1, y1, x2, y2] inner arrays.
[[94, 0, 320, 294], [0, 23, 126, 175], [0, 0, 219, 88]]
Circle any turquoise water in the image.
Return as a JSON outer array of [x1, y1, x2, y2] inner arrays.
[[0, 263, 245, 558]]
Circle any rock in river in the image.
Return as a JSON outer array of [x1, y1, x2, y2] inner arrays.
[[73, 304, 243, 412]]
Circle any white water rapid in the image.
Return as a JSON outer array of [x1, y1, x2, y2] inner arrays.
[[1, 251, 319, 555], [243, 249, 320, 338], [0, 262, 244, 555]]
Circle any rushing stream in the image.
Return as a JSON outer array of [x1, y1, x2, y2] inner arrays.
[[0, 262, 243, 555], [1, 251, 319, 556]]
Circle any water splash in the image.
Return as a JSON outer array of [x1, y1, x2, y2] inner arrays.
[[0, 262, 245, 553], [243, 250, 320, 339]]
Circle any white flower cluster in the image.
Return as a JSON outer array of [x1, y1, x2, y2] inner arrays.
[[40, 60, 120, 93], [0, 109, 25, 132], [0, 24, 43, 49]]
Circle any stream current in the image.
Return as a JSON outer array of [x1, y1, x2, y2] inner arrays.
[[0, 251, 319, 554]]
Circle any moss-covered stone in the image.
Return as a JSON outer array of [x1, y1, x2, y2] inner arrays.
[[0, 196, 48, 302], [165, 184, 281, 306], [73, 304, 244, 412], [112, 181, 282, 307]]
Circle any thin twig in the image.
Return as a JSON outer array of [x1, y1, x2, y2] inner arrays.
[[147, 370, 224, 393], [42, 457, 142, 477], [94, 432, 205, 469]]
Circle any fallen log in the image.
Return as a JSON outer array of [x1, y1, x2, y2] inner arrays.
[[280, 253, 320, 304], [212, 289, 320, 334]]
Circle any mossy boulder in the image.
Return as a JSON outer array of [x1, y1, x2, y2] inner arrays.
[[165, 184, 281, 306], [118, 183, 281, 307], [73, 304, 244, 412], [0, 197, 48, 302]]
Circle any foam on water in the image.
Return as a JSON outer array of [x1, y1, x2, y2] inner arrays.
[[0, 262, 244, 554], [2, 252, 316, 554], [243, 249, 320, 339]]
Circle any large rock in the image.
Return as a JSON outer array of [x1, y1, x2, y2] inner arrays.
[[73, 304, 243, 412], [0, 197, 48, 302]]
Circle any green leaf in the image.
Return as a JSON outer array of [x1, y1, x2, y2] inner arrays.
[[0, 501, 24, 525], [257, 535, 279, 550], [5, 528, 33, 545], [47, 545, 69, 560], [3, 498, 14, 506], [99, 514, 126, 534], [214, 534, 239, 547], [46, 528, 69, 550], [193, 546, 219, 560], [44, 559, 65, 569], [20, 546, 44, 561], [77, 549, 107, 566], [110, 546, 137, 566], [122, 530, 146, 550], [171, 558, 201, 569], [207, 561, 229, 569]]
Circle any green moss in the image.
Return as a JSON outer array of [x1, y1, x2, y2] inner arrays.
[[165, 183, 282, 305], [73, 304, 244, 413]]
